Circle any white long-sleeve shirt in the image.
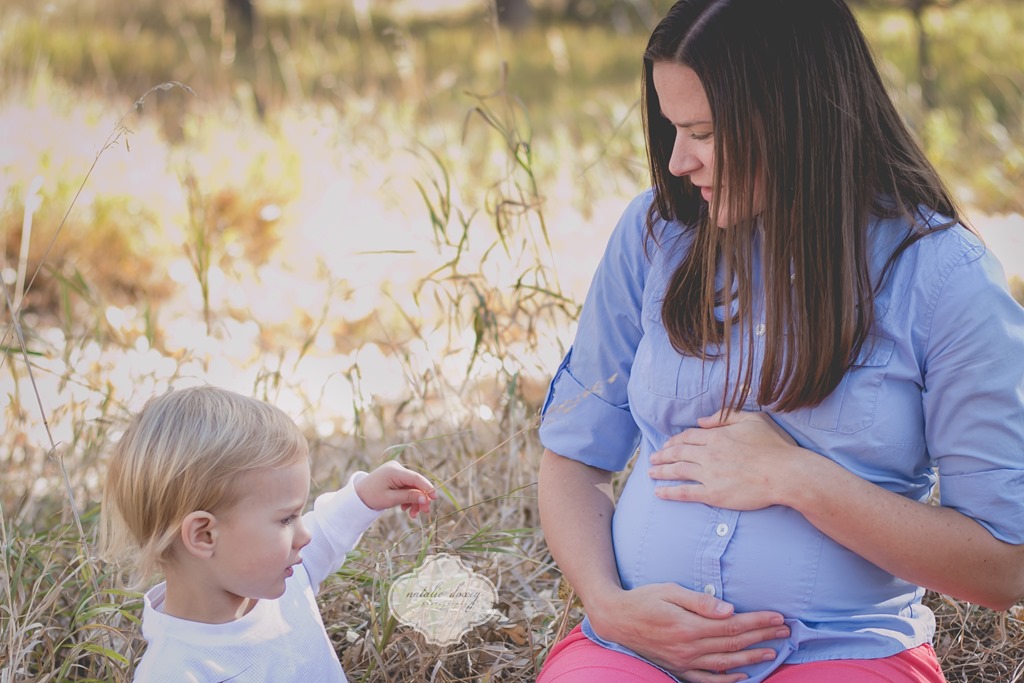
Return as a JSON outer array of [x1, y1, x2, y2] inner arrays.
[[133, 477, 382, 682]]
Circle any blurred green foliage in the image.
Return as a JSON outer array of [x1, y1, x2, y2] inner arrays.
[[1, 0, 1020, 212], [858, 1, 1024, 211]]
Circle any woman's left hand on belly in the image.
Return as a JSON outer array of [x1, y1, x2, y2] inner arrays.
[[648, 411, 807, 510]]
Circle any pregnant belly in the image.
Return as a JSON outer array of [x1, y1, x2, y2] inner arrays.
[[612, 465, 909, 619], [611, 465, 826, 616]]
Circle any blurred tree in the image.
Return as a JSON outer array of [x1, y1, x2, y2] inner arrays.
[[224, 0, 256, 60], [563, 0, 664, 27], [219, 0, 265, 116], [496, 0, 534, 28], [851, 0, 965, 111], [495, 0, 667, 30]]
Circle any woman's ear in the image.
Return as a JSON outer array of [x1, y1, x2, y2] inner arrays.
[[180, 511, 217, 559]]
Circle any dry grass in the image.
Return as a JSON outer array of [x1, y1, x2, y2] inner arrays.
[[927, 593, 1024, 683], [2, 1, 1023, 681]]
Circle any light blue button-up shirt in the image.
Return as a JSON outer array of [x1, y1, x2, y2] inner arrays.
[[539, 190, 1024, 681]]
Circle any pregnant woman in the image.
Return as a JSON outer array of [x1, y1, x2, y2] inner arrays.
[[536, 1, 1024, 682]]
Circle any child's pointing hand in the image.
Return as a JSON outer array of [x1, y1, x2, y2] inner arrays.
[[356, 460, 437, 518]]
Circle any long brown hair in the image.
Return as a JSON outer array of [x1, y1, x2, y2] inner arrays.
[[643, 0, 964, 411]]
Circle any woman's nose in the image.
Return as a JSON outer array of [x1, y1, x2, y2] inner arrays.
[[668, 136, 701, 177]]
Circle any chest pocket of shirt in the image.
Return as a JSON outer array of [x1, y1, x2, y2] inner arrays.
[[637, 308, 712, 400], [798, 335, 895, 434]]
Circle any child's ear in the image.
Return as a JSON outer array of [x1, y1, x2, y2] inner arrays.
[[180, 511, 217, 559]]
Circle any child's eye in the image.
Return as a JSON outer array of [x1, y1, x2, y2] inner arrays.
[[282, 515, 298, 526]]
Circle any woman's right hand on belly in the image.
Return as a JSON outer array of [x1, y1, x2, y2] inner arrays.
[[588, 582, 790, 683]]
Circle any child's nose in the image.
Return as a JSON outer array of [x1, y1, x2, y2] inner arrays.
[[294, 518, 313, 549]]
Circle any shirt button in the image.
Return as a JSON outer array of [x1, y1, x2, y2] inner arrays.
[[716, 523, 729, 537], [704, 584, 717, 596], [755, 323, 766, 336]]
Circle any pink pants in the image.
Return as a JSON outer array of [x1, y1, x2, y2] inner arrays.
[[537, 625, 947, 682]]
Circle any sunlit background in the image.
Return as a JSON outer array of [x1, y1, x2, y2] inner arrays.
[[1, 0, 1022, 680]]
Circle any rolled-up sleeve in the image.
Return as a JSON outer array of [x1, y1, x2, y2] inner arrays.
[[538, 192, 654, 472], [922, 234, 1024, 544]]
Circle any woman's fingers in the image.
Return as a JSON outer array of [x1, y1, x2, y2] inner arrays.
[[649, 459, 702, 481], [680, 670, 749, 683], [592, 583, 788, 676], [663, 426, 710, 448]]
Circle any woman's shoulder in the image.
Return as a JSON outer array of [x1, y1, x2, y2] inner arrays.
[[872, 209, 1020, 341], [608, 188, 693, 262], [609, 188, 656, 243], [873, 209, 993, 286], [921, 219, 1003, 296], [913, 210, 984, 259]]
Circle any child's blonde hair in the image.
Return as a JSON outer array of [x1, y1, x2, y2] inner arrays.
[[100, 386, 308, 587]]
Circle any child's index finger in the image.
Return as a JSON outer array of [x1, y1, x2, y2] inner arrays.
[[400, 470, 437, 496]]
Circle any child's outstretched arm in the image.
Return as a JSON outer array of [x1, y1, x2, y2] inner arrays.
[[355, 460, 436, 518], [300, 462, 436, 587]]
